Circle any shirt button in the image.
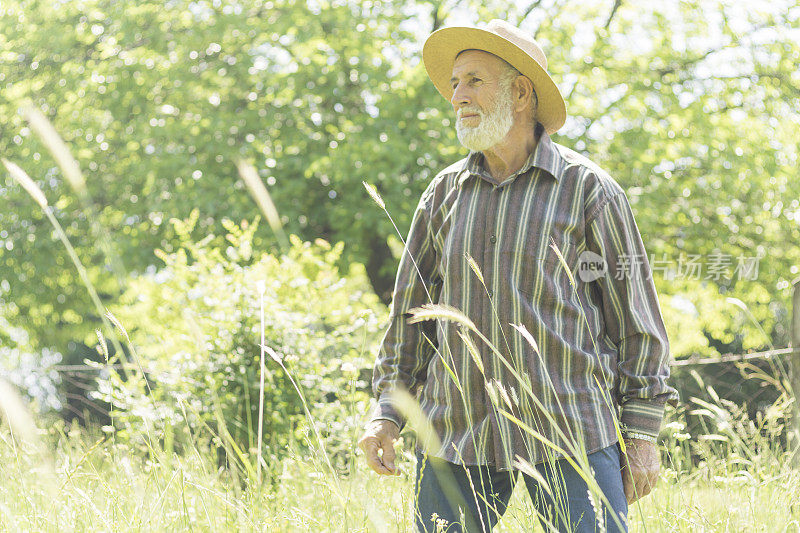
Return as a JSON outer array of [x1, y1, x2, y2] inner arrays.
[[488, 290, 494, 298], [489, 235, 496, 244]]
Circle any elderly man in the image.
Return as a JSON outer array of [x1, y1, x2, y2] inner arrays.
[[358, 19, 679, 533]]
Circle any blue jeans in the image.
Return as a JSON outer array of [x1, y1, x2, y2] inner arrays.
[[413, 443, 628, 532]]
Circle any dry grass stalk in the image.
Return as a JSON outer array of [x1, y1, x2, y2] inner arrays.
[[22, 105, 87, 194], [236, 159, 289, 251], [2, 158, 48, 208]]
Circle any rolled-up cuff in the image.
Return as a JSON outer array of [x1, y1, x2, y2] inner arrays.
[[368, 395, 405, 431], [620, 398, 665, 439]]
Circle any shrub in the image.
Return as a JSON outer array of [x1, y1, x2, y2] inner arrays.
[[100, 209, 387, 470]]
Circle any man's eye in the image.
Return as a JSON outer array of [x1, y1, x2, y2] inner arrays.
[[471, 78, 481, 84]]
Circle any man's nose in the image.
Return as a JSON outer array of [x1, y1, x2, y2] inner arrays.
[[450, 83, 471, 108]]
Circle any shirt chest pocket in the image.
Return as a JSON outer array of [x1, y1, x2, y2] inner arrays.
[[499, 234, 578, 306]]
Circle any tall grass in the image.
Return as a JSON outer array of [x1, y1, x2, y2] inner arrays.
[[2, 375, 798, 531], [2, 119, 799, 531]]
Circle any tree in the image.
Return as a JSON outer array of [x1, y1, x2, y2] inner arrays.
[[2, 0, 798, 381], [0, 0, 440, 353]]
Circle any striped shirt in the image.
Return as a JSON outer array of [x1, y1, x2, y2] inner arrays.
[[370, 123, 680, 470]]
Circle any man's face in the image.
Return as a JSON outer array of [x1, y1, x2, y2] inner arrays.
[[450, 50, 515, 152]]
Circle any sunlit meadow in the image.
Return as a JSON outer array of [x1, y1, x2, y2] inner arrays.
[[2, 120, 799, 530], [3, 1, 800, 529]]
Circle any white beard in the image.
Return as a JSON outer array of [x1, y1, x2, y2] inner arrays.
[[455, 87, 514, 152]]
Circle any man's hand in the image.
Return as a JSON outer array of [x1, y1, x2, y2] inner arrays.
[[620, 438, 660, 504], [358, 420, 401, 476]]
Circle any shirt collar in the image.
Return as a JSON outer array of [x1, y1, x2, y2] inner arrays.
[[457, 123, 565, 187]]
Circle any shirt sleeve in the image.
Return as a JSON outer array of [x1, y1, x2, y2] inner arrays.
[[368, 195, 442, 431], [585, 191, 680, 440]]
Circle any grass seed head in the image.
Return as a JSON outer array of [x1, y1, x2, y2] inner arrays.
[[362, 181, 386, 210], [2, 158, 48, 208]]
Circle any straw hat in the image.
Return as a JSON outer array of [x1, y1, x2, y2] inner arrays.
[[422, 19, 566, 135]]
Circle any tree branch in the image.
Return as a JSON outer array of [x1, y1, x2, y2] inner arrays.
[[519, 0, 544, 25], [431, 0, 446, 32], [603, 0, 623, 30]]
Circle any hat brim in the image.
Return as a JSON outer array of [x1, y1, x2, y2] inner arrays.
[[422, 26, 566, 135]]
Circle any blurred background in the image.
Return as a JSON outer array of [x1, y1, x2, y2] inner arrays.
[[1, 0, 799, 474]]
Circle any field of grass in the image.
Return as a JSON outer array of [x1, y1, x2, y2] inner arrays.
[[3, 106, 799, 533], [1, 407, 798, 532]]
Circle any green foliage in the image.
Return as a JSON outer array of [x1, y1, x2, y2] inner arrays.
[[1, 0, 799, 417], [0, 0, 435, 349], [103, 212, 386, 463]]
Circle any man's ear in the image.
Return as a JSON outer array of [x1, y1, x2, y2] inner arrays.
[[514, 76, 537, 116]]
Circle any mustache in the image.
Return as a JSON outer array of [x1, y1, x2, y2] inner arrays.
[[457, 106, 483, 118]]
